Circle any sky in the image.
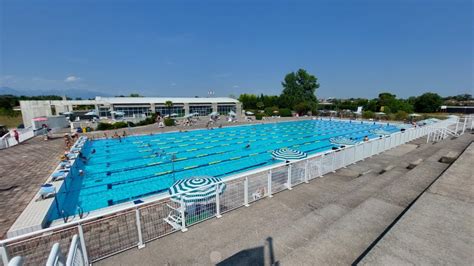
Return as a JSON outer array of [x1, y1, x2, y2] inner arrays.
[[0, 0, 472, 99]]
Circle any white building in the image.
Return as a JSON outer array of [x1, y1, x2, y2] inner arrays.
[[20, 96, 242, 127]]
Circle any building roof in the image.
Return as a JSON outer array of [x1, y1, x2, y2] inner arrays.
[[95, 97, 239, 104]]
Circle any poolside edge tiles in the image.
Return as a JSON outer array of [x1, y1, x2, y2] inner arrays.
[[6, 136, 86, 238]]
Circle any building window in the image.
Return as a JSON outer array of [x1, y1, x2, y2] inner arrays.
[[217, 104, 236, 115], [189, 105, 212, 116], [155, 106, 185, 117], [114, 106, 151, 118], [99, 107, 110, 117]]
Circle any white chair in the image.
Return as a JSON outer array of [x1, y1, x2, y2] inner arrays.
[[163, 203, 185, 230], [354, 106, 363, 116]]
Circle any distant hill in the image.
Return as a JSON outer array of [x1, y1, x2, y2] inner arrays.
[[0, 87, 112, 99]]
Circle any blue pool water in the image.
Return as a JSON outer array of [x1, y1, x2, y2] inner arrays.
[[50, 119, 401, 221]]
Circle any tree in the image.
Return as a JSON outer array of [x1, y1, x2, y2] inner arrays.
[[238, 94, 258, 110], [414, 93, 443, 113], [129, 93, 142, 97], [279, 69, 319, 109], [165, 101, 173, 116], [256, 101, 264, 110], [294, 102, 312, 115]]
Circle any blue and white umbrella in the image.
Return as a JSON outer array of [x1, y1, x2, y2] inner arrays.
[[168, 176, 226, 203], [272, 148, 307, 161], [111, 111, 125, 116], [84, 111, 97, 116]]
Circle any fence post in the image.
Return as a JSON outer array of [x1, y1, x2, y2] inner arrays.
[[244, 177, 249, 207], [135, 208, 145, 249], [341, 149, 346, 168], [304, 159, 309, 183], [352, 145, 357, 164], [267, 169, 273, 198], [361, 143, 366, 160], [287, 164, 292, 190], [0, 244, 9, 266], [215, 185, 222, 218], [180, 199, 188, 232], [371, 141, 376, 156], [77, 224, 89, 266], [462, 117, 467, 134]]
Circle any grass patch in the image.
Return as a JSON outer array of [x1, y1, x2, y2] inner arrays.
[[0, 114, 23, 129]]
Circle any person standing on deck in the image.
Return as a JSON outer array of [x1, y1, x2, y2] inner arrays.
[[13, 129, 19, 143]]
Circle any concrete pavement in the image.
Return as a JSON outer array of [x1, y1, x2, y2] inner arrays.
[[96, 133, 473, 265], [360, 141, 474, 265]]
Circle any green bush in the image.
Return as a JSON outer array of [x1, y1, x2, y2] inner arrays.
[[96, 122, 114, 131], [112, 122, 128, 129], [362, 111, 375, 119], [255, 113, 263, 120], [394, 111, 408, 121], [97, 122, 130, 131], [264, 106, 279, 116], [279, 108, 292, 117], [136, 113, 158, 126], [164, 118, 175, 126]]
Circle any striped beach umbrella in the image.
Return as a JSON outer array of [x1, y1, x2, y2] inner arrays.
[[272, 148, 307, 161], [168, 176, 226, 203]]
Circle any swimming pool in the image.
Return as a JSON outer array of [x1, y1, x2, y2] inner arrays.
[[50, 119, 401, 221]]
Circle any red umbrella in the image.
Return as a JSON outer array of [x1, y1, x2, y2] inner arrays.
[[33, 117, 48, 122]]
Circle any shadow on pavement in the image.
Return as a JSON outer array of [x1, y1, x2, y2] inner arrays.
[[217, 237, 279, 266]]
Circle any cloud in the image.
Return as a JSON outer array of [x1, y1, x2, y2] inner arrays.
[[64, 75, 81, 82], [232, 85, 240, 88]]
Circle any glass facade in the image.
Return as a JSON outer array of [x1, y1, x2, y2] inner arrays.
[[217, 104, 237, 115], [113, 106, 151, 118], [99, 107, 110, 117], [189, 105, 212, 116], [155, 106, 185, 117]]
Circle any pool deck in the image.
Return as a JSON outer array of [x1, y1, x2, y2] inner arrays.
[[0, 136, 64, 239], [96, 133, 473, 265], [360, 140, 474, 265]]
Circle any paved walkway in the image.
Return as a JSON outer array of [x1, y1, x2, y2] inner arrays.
[[0, 136, 64, 239], [361, 141, 474, 265], [96, 134, 473, 265]]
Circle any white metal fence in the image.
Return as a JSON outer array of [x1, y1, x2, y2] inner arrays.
[[0, 117, 460, 266], [0, 127, 40, 149]]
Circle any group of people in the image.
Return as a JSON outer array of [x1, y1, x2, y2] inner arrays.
[[63, 132, 79, 149]]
